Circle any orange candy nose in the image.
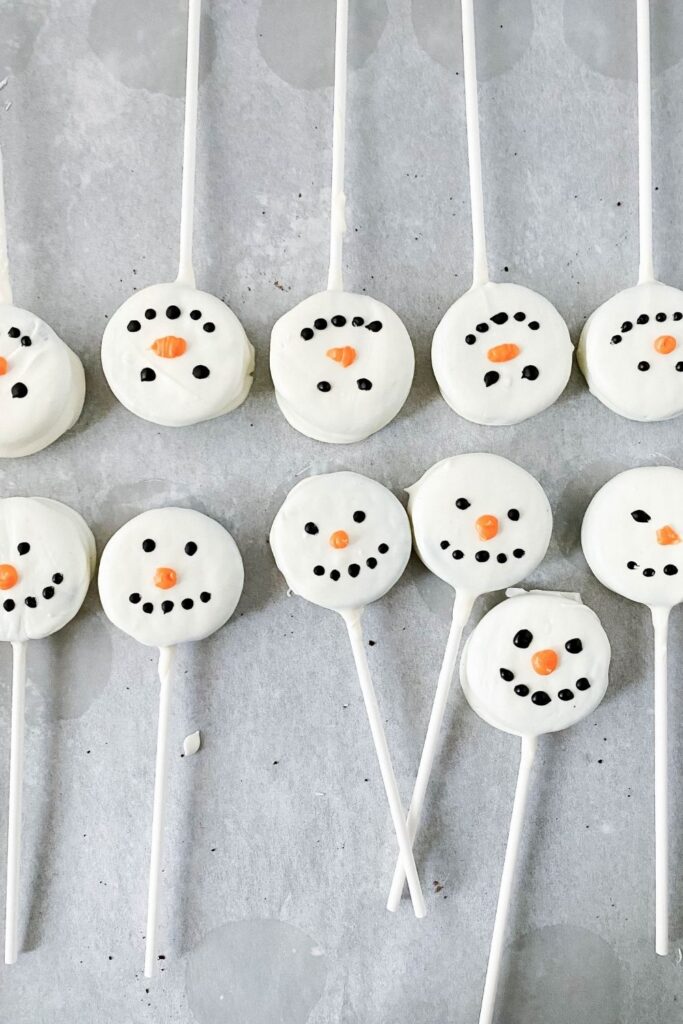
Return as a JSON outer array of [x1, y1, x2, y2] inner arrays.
[[657, 525, 680, 546], [475, 514, 499, 541], [0, 357, 8, 376], [487, 343, 520, 363], [532, 649, 558, 676], [151, 336, 187, 359], [326, 346, 357, 367], [0, 564, 18, 590], [154, 567, 177, 589], [654, 335, 677, 355], [330, 530, 349, 549]]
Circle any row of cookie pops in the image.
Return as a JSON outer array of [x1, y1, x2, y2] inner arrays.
[[0, 457, 678, 989]]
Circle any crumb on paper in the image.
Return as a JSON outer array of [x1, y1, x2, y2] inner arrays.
[[182, 730, 201, 757]]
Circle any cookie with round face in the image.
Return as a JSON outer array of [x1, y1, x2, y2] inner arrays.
[[408, 453, 552, 596], [461, 592, 611, 737], [578, 282, 683, 421], [0, 497, 95, 643], [98, 507, 244, 647], [582, 466, 683, 608], [270, 471, 411, 611], [432, 282, 573, 425], [0, 305, 85, 457], [270, 291, 415, 443], [101, 282, 254, 427]]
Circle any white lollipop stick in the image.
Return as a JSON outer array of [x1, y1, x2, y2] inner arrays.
[[386, 589, 476, 911], [144, 645, 175, 978], [4, 641, 26, 965], [479, 735, 537, 1024], [341, 609, 426, 918], [327, 0, 348, 292], [0, 144, 12, 304], [177, 0, 202, 288], [651, 605, 669, 955], [637, 0, 654, 284], [461, 0, 488, 287]]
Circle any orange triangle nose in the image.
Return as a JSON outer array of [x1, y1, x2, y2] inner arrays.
[[654, 335, 677, 355], [330, 530, 349, 549], [475, 514, 499, 541], [657, 525, 680, 546], [532, 649, 558, 676], [0, 564, 18, 590], [0, 357, 8, 376], [154, 567, 178, 589], [151, 336, 187, 359], [326, 346, 357, 367], [487, 343, 520, 363]]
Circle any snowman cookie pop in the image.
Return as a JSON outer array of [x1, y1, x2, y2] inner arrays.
[[387, 453, 552, 910], [0, 498, 95, 963], [582, 466, 683, 954], [461, 591, 610, 1024], [270, 0, 414, 444], [0, 147, 85, 457], [578, 0, 683, 421], [101, 0, 253, 427], [98, 507, 244, 976], [431, 0, 572, 426], [270, 472, 425, 915]]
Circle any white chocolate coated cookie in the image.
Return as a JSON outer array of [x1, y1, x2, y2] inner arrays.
[[0, 305, 85, 457], [98, 507, 244, 647], [270, 471, 411, 611], [578, 281, 683, 421], [270, 291, 415, 443], [432, 282, 572, 425], [582, 466, 683, 608], [461, 592, 610, 738], [0, 497, 94, 642], [102, 282, 254, 427], [408, 453, 552, 596]]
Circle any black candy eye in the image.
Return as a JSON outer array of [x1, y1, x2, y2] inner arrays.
[[166, 305, 181, 319], [190, 309, 201, 320], [142, 538, 156, 552], [507, 509, 520, 521], [304, 522, 319, 535], [20, 336, 31, 347], [353, 511, 366, 523], [8, 327, 20, 338], [631, 509, 651, 523], [513, 629, 533, 649], [145, 308, 156, 320], [314, 318, 327, 330], [565, 638, 583, 654], [455, 498, 470, 510], [465, 334, 476, 345], [17, 542, 30, 556], [185, 542, 197, 556], [203, 322, 215, 333], [127, 320, 141, 332]]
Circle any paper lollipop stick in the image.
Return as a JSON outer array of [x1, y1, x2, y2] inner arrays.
[[431, 0, 572, 427], [144, 645, 175, 977], [101, 0, 253, 429], [582, 466, 683, 954], [578, 0, 683, 422], [270, 471, 425, 916], [0, 498, 95, 962], [327, 0, 347, 291], [98, 507, 244, 974], [4, 641, 26, 964], [0, 145, 11, 304], [461, 591, 610, 1024], [386, 453, 552, 910]]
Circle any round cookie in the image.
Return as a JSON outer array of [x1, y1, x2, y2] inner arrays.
[[432, 282, 573, 425], [0, 305, 85, 457], [270, 471, 411, 611], [408, 453, 552, 595], [578, 282, 683, 421], [270, 291, 415, 444], [98, 507, 244, 647], [461, 591, 611, 738], [0, 497, 95, 642], [102, 282, 254, 427], [582, 466, 683, 608]]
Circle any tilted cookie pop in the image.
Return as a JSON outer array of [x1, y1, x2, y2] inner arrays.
[[270, 0, 414, 444], [270, 471, 425, 915], [0, 498, 95, 963], [99, 507, 244, 975], [578, 0, 683, 421], [582, 466, 683, 954], [0, 148, 85, 457], [101, 0, 253, 427], [387, 453, 552, 911], [461, 591, 610, 1024], [431, 0, 572, 426]]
